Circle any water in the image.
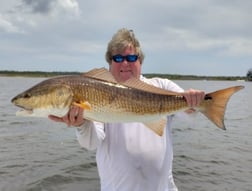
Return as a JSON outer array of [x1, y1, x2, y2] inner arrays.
[[0, 77, 251, 191]]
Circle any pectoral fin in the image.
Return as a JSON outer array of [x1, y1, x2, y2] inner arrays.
[[73, 101, 91, 110], [144, 118, 167, 136]]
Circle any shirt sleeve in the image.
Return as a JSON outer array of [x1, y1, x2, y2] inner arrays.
[[76, 120, 105, 150]]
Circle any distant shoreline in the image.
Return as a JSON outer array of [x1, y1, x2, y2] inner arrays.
[[0, 70, 247, 81]]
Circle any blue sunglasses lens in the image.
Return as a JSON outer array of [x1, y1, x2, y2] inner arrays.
[[127, 55, 138, 62], [112, 55, 124, 62], [112, 55, 138, 63]]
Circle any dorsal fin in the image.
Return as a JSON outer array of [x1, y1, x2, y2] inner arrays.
[[82, 67, 181, 96], [122, 77, 180, 96], [82, 67, 118, 83]]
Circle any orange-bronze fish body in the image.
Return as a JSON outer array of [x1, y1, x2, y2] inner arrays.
[[11, 68, 244, 136]]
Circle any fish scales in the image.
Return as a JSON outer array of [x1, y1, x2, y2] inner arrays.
[[68, 77, 187, 115], [11, 68, 244, 136]]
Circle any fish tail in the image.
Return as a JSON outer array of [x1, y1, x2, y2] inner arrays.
[[200, 85, 244, 129]]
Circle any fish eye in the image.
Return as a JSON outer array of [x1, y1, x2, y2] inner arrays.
[[24, 93, 31, 98]]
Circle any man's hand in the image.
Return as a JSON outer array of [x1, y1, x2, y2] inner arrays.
[[48, 106, 85, 127], [182, 89, 205, 113]]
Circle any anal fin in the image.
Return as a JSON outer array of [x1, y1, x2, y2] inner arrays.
[[144, 118, 167, 136]]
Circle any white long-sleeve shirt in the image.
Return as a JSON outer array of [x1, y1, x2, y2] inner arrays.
[[76, 76, 184, 191]]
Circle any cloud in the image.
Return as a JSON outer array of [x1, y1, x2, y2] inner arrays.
[[6, 0, 81, 31], [21, 0, 53, 14], [19, 0, 80, 16], [0, 0, 251, 75], [126, 0, 252, 57], [0, 14, 21, 33], [0, 0, 81, 36]]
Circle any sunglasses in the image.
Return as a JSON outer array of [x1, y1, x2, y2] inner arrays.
[[112, 54, 138, 63]]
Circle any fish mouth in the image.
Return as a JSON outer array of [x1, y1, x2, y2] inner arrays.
[[14, 104, 33, 114], [14, 103, 31, 110], [21, 108, 33, 112], [16, 108, 33, 116]]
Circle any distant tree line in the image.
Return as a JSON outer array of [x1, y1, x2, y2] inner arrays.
[[0, 70, 81, 77], [144, 74, 246, 81], [0, 70, 248, 81]]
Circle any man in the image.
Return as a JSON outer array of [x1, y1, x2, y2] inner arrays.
[[49, 28, 205, 191]]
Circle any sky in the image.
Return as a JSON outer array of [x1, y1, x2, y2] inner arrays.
[[0, 0, 252, 76]]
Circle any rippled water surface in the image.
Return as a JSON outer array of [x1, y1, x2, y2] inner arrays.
[[0, 77, 251, 191]]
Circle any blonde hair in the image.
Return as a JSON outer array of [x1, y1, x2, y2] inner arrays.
[[105, 28, 145, 64]]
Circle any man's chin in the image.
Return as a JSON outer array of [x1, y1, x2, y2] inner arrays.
[[119, 71, 132, 81]]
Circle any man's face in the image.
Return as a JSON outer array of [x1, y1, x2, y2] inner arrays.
[[109, 46, 141, 82]]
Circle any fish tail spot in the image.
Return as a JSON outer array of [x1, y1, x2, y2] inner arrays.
[[200, 85, 244, 129]]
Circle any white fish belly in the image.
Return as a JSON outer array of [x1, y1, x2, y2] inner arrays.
[[84, 110, 166, 123]]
